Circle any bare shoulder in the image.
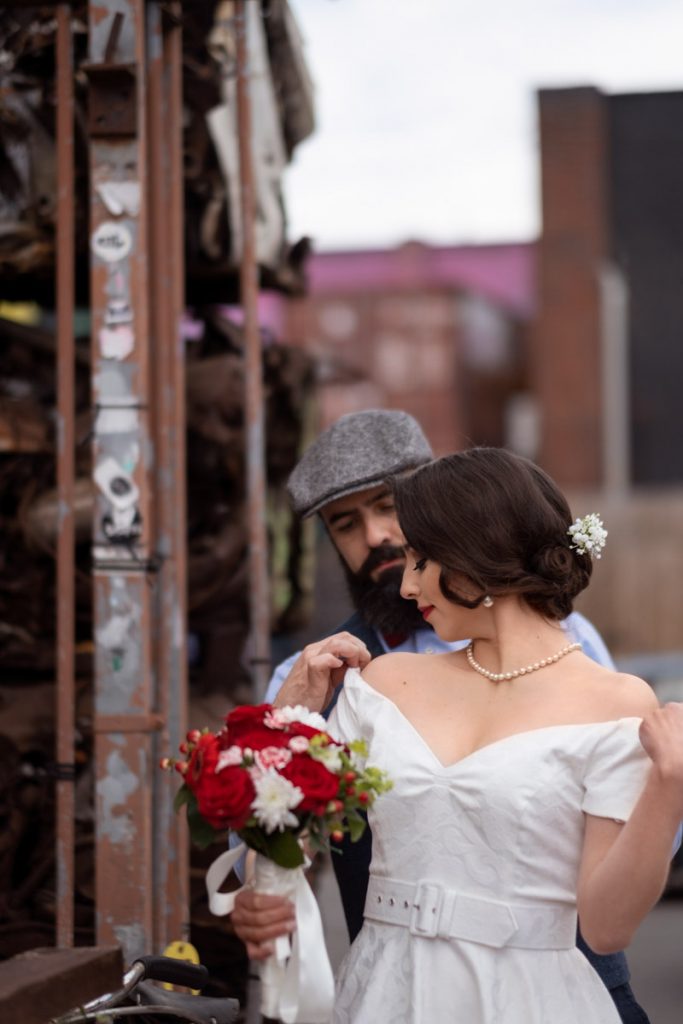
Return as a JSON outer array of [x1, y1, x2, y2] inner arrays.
[[360, 652, 429, 694], [592, 668, 659, 718]]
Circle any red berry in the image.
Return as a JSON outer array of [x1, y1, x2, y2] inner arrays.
[[178, 742, 188, 754], [159, 757, 172, 771], [344, 770, 356, 783], [174, 761, 188, 775], [358, 791, 369, 805], [331, 829, 344, 843], [345, 785, 355, 797], [186, 729, 201, 744]]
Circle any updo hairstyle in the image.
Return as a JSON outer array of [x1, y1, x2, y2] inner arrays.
[[391, 447, 593, 621]]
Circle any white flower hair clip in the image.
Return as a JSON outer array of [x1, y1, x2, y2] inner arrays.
[[567, 513, 608, 559]]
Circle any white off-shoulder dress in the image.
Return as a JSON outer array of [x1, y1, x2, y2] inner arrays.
[[327, 667, 650, 1024]]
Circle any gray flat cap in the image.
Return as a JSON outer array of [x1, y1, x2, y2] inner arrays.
[[288, 409, 433, 518]]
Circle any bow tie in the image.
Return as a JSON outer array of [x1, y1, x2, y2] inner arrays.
[[382, 631, 409, 649]]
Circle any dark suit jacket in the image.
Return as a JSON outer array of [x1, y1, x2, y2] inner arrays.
[[327, 611, 631, 992]]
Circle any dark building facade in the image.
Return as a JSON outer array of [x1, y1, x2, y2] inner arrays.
[[610, 91, 683, 485], [536, 86, 683, 488]]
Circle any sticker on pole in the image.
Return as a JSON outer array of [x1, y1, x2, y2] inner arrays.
[[91, 221, 133, 263]]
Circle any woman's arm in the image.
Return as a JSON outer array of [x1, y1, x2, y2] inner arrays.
[[577, 702, 683, 953]]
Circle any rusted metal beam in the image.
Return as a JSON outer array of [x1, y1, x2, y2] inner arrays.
[[93, 713, 164, 733], [55, 1, 76, 949], [88, 0, 156, 960], [147, 0, 189, 950], [235, 0, 271, 698], [162, 0, 190, 946]]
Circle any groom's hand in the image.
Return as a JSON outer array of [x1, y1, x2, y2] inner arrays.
[[232, 889, 296, 960], [273, 632, 371, 712]]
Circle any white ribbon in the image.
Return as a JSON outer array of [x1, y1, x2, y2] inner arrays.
[[205, 842, 335, 1024]]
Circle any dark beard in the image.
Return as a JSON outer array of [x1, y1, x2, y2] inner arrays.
[[340, 544, 428, 636]]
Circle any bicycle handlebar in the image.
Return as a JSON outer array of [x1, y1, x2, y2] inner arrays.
[[132, 955, 209, 989]]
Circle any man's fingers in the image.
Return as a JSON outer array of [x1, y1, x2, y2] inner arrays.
[[308, 652, 345, 672], [273, 632, 371, 710], [233, 891, 293, 921], [234, 916, 296, 942], [346, 644, 372, 668], [246, 940, 274, 960], [304, 632, 370, 665], [232, 891, 296, 955]]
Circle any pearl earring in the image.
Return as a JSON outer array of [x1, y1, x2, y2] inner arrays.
[[482, 595, 494, 608]]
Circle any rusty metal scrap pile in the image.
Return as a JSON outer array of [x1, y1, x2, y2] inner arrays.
[[0, 1, 314, 301], [0, 310, 315, 663], [0, 0, 318, 959], [0, 309, 315, 954]]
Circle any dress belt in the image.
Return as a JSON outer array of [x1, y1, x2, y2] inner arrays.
[[364, 875, 577, 950]]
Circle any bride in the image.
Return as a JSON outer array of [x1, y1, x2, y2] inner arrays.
[[247, 448, 683, 1023]]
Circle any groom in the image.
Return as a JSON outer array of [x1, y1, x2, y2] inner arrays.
[[233, 409, 650, 1024]]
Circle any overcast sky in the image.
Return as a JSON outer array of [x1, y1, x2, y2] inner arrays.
[[284, 0, 683, 250]]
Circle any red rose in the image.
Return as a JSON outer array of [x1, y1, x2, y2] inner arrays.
[[196, 764, 255, 831], [224, 704, 290, 752], [225, 704, 271, 740], [185, 733, 254, 830], [287, 721, 332, 742], [281, 754, 340, 815], [186, 732, 221, 789]]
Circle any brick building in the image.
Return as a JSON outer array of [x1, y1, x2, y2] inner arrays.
[[273, 240, 535, 456], [269, 86, 683, 496]]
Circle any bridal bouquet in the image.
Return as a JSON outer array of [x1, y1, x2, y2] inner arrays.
[[163, 702, 391, 1023]]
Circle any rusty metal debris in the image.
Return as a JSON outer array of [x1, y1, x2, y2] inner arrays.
[[0, 308, 315, 951], [0, 0, 317, 973], [0, 310, 315, 661], [0, 1, 315, 303]]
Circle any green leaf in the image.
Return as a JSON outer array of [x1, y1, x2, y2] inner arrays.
[[238, 826, 271, 858], [345, 809, 367, 843], [173, 783, 192, 814], [173, 786, 221, 847], [185, 794, 219, 849], [241, 829, 303, 869], [236, 824, 307, 869], [266, 829, 306, 869]]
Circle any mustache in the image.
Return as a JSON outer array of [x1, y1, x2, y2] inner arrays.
[[358, 544, 406, 578], [341, 544, 426, 635]]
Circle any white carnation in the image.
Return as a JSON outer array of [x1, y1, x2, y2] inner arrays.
[[252, 769, 303, 833], [275, 704, 328, 732]]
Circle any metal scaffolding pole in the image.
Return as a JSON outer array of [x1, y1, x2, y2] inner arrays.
[[235, 0, 271, 698], [147, 0, 189, 950], [86, 0, 154, 958], [85, 0, 188, 957], [55, 1, 76, 949]]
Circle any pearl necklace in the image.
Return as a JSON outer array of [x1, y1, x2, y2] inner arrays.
[[466, 641, 581, 682]]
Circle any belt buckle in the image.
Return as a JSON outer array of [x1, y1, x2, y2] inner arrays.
[[409, 881, 443, 938]]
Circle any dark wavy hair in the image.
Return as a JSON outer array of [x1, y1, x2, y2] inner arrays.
[[391, 447, 593, 621]]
